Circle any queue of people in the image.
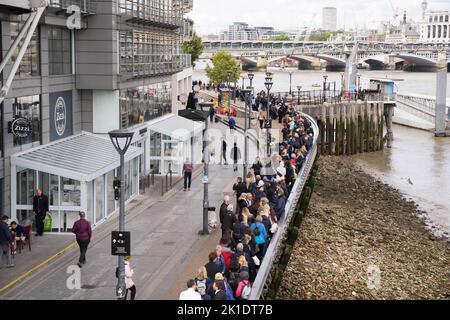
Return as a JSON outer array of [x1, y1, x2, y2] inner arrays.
[[180, 109, 314, 301]]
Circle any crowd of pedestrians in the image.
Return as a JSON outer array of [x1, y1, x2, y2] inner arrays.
[[179, 107, 314, 301]]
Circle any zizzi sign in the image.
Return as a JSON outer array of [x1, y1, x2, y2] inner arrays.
[[11, 118, 32, 138]]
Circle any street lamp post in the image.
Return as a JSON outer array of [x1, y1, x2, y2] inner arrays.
[[108, 129, 135, 300], [241, 89, 252, 184], [323, 75, 328, 102], [297, 85, 302, 105], [264, 74, 273, 161], [233, 66, 238, 104], [289, 71, 293, 95], [241, 75, 246, 89], [227, 70, 232, 111], [248, 72, 254, 90]]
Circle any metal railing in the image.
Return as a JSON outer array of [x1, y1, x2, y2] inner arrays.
[[249, 113, 319, 300], [49, 0, 96, 13]]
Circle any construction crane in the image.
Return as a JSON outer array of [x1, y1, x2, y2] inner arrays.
[[302, 13, 318, 42], [0, 0, 49, 104], [388, 0, 400, 24]]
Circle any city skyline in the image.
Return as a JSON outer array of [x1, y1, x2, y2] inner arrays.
[[189, 0, 450, 35]]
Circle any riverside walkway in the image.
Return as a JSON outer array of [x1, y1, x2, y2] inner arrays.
[[0, 120, 255, 300]]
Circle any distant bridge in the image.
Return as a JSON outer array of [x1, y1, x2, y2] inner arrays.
[[201, 41, 450, 71]]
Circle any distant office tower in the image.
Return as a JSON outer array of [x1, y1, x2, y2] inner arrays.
[[322, 7, 337, 31], [422, 0, 428, 21]]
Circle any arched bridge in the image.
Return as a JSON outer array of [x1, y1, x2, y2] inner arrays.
[[201, 40, 450, 71]]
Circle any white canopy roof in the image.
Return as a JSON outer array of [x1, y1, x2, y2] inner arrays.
[[148, 114, 204, 141], [11, 132, 143, 182]]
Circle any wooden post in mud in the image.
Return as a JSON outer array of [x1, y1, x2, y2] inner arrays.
[[299, 101, 389, 157]]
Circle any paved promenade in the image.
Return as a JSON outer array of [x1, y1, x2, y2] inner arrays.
[[0, 121, 253, 300]]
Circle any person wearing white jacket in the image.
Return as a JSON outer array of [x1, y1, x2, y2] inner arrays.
[[124, 256, 136, 300]]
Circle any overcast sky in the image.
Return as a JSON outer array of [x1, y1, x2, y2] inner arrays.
[[188, 0, 450, 35]]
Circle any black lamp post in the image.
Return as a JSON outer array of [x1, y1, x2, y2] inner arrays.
[[248, 72, 254, 90], [108, 129, 135, 300], [241, 89, 252, 183], [323, 75, 328, 102], [289, 71, 293, 95], [227, 70, 232, 110], [233, 65, 238, 103], [264, 75, 273, 160], [297, 85, 302, 105]]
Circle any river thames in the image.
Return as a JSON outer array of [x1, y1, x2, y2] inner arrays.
[[194, 64, 450, 238]]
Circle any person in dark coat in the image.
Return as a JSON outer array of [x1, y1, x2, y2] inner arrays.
[[33, 189, 49, 236], [221, 205, 237, 236], [230, 143, 241, 172], [222, 139, 228, 165], [205, 252, 220, 282], [0, 215, 14, 268], [251, 157, 263, 177], [213, 281, 228, 301], [232, 177, 247, 212], [219, 196, 230, 238], [72, 212, 92, 268]]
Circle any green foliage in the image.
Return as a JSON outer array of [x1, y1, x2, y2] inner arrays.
[[205, 50, 241, 84], [182, 33, 204, 67], [309, 30, 344, 42], [309, 32, 333, 41], [269, 35, 291, 41]]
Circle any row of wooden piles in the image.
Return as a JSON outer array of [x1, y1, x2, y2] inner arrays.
[[298, 102, 385, 155]]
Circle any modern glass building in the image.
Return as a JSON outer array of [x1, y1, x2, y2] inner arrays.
[[0, 0, 196, 232]]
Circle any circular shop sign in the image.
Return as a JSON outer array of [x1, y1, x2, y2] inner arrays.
[[11, 117, 32, 138], [54, 96, 67, 136]]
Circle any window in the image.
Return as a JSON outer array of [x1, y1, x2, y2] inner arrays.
[[440, 16, 444, 23], [48, 26, 72, 75], [119, 82, 172, 128], [16, 168, 35, 206], [60, 177, 81, 207], [10, 22, 40, 77], [12, 95, 41, 146], [438, 25, 442, 38], [39, 173, 59, 206], [444, 25, 448, 39], [446, 15, 449, 22], [433, 25, 437, 38]]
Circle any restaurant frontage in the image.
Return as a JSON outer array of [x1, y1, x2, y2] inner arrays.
[[11, 132, 143, 233]]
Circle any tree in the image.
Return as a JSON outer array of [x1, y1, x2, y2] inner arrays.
[[182, 33, 204, 67], [205, 50, 241, 84], [269, 35, 291, 41]]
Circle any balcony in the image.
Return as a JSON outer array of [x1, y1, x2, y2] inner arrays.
[[118, 0, 185, 30], [120, 54, 191, 79], [49, 0, 96, 14]]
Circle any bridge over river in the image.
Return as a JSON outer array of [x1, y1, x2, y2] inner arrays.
[[201, 41, 450, 71]]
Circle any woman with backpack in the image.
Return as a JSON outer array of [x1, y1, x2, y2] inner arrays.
[[235, 271, 252, 300], [250, 216, 268, 262], [195, 267, 212, 300]]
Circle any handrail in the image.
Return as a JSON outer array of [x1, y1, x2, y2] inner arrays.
[[249, 113, 319, 300]]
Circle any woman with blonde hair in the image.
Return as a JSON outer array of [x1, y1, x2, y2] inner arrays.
[[195, 266, 211, 300]]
